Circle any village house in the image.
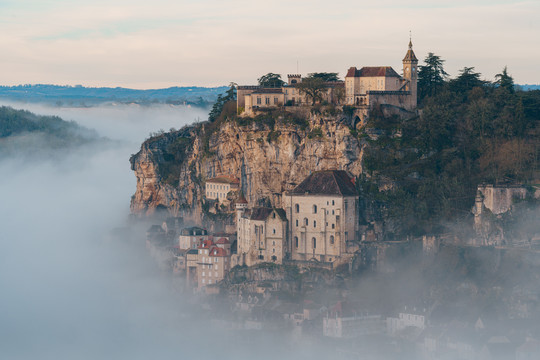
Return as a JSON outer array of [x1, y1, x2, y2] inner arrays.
[[282, 170, 359, 265], [235, 202, 288, 266], [178, 226, 209, 250], [197, 239, 232, 290], [386, 308, 427, 336], [205, 175, 240, 203]]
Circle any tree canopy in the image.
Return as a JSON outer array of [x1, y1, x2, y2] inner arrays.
[[258, 73, 285, 88], [296, 77, 326, 105], [307, 72, 339, 82], [418, 52, 449, 101]]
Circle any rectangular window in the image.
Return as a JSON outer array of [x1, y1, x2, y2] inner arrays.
[[257, 97, 261, 105], [274, 97, 278, 105], [265, 97, 270, 105]]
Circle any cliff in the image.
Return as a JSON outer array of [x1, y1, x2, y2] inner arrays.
[[130, 107, 365, 222]]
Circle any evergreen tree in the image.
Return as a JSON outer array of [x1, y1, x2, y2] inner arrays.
[[418, 53, 448, 101]]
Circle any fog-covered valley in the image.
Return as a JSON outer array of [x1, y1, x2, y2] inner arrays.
[[0, 103, 220, 359]]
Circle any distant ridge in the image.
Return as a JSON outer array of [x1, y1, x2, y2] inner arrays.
[[518, 84, 540, 91], [0, 84, 229, 106]]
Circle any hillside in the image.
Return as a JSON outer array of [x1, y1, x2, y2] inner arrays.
[[0, 84, 228, 107], [0, 106, 102, 156]]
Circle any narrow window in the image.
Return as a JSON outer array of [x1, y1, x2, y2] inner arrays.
[[296, 219, 298, 227], [332, 200, 335, 206], [313, 220, 316, 228], [257, 97, 261, 105], [312, 237, 316, 249], [332, 223, 335, 229], [295, 237, 298, 248], [265, 97, 270, 105], [274, 97, 278, 105], [295, 204, 299, 213], [313, 205, 317, 214], [304, 218, 308, 226], [330, 235, 334, 244]]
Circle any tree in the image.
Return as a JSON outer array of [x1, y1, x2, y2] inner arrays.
[[333, 85, 346, 104], [418, 52, 449, 101], [495, 66, 514, 94], [296, 77, 326, 105], [307, 72, 339, 82], [258, 73, 285, 88], [208, 83, 237, 122], [449, 67, 485, 94]]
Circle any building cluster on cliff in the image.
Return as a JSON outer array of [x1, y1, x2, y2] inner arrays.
[[237, 40, 418, 120]]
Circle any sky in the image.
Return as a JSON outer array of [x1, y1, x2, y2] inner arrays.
[[0, 0, 539, 88]]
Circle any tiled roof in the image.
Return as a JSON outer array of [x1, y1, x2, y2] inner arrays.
[[206, 176, 240, 185], [198, 239, 215, 249], [216, 237, 230, 245], [289, 170, 357, 196], [346, 66, 400, 78], [209, 246, 228, 257]]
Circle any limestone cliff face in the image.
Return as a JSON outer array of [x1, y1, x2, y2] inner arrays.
[[130, 109, 365, 222]]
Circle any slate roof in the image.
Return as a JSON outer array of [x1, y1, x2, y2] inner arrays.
[[290, 170, 357, 196], [346, 66, 400, 78], [250, 207, 274, 221], [249, 207, 287, 221]]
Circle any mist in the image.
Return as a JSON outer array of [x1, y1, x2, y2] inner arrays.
[[0, 102, 222, 359]]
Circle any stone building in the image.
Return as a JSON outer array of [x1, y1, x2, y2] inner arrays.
[[237, 40, 417, 118], [236, 204, 288, 266], [282, 170, 359, 265], [345, 40, 418, 111], [178, 226, 209, 250], [197, 239, 231, 289], [205, 175, 240, 202], [237, 73, 344, 115]]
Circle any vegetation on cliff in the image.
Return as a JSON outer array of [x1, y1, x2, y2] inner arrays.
[[362, 57, 540, 235]]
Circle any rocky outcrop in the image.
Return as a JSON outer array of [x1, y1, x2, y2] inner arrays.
[[130, 108, 366, 223]]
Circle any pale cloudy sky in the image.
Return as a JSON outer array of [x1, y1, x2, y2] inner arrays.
[[0, 0, 538, 88]]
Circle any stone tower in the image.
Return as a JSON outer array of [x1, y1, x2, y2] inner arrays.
[[402, 39, 418, 109]]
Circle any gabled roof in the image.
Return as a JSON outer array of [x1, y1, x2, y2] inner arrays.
[[346, 66, 400, 78], [209, 246, 229, 257], [198, 239, 215, 249], [290, 170, 357, 196]]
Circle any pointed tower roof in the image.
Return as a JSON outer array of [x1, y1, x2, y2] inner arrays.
[[236, 192, 248, 204], [403, 39, 418, 62]]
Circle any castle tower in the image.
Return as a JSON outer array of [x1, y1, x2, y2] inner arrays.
[[402, 38, 418, 109], [287, 74, 302, 85]]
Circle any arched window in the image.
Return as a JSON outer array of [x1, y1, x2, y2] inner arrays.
[[312, 237, 316, 249], [295, 204, 299, 213], [296, 219, 298, 227], [294, 237, 299, 248], [313, 205, 317, 214], [330, 235, 334, 244], [313, 220, 317, 228], [304, 218, 308, 226]]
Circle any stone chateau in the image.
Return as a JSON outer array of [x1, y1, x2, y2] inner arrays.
[[237, 40, 418, 119]]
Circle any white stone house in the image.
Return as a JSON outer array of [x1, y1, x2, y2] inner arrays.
[[205, 176, 240, 203], [236, 205, 288, 266]]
